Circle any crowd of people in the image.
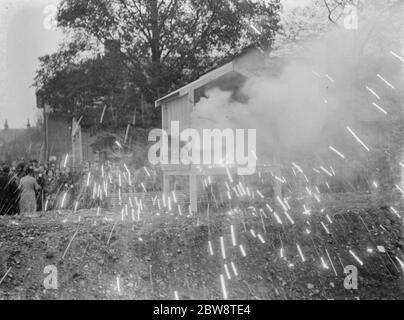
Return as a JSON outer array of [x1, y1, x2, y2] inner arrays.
[[0, 160, 83, 216]]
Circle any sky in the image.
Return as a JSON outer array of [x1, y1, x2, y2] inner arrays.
[[0, 0, 62, 129], [0, 0, 305, 129]]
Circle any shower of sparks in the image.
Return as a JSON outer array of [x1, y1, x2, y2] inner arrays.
[[346, 126, 370, 152], [390, 50, 404, 63], [372, 102, 388, 115], [365, 86, 380, 100], [220, 274, 228, 300], [349, 250, 364, 266], [377, 74, 395, 89], [329, 146, 345, 159]]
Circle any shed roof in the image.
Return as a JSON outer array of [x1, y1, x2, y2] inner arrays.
[[155, 48, 264, 107]]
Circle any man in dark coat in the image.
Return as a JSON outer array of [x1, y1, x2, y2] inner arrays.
[[0, 166, 19, 215]]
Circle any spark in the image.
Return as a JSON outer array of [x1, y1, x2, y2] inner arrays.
[[257, 233, 266, 244], [250, 24, 261, 35], [220, 274, 228, 300], [390, 50, 404, 63], [377, 74, 395, 89], [349, 250, 364, 266], [321, 221, 330, 234], [276, 196, 288, 211], [273, 212, 283, 224], [283, 211, 295, 225], [346, 126, 370, 151], [100, 105, 107, 123], [144, 167, 151, 177], [61, 192, 68, 208], [326, 249, 338, 276], [172, 191, 177, 203], [365, 86, 380, 100], [325, 74, 335, 83], [395, 184, 404, 195], [239, 245, 246, 257], [256, 190, 264, 199], [62, 229, 78, 260], [296, 244, 305, 262], [0, 267, 12, 285], [265, 204, 273, 212], [326, 214, 333, 224], [230, 225, 236, 246], [208, 241, 214, 256], [115, 140, 123, 149], [329, 146, 345, 159], [321, 257, 329, 269], [220, 236, 226, 260], [395, 257, 404, 270], [372, 102, 388, 115], [230, 262, 238, 276], [226, 167, 233, 183], [250, 229, 256, 238], [63, 154, 69, 167], [224, 264, 231, 280], [124, 124, 131, 143], [390, 206, 401, 218], [292, 162, 303, 173], [320, 166, 333, 177], [174, 291, 179, 300], [372, 181, 379, 188], [280, 247, 284, 258], [116, 276, 121, 294]]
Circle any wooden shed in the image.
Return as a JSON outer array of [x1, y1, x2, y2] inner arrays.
[[155, 49, 266, 212]]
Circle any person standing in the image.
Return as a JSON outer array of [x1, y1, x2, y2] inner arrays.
[[0, 166, 19, 215], [19, 168, 41, 216]]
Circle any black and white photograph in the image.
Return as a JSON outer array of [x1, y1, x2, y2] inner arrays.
[[0, 0, 403, 305]]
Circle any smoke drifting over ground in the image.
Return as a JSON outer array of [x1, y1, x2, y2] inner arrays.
[[191, 2, 404, 161]]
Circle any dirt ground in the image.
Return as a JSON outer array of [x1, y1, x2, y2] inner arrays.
[[0, 192, 403, 300]]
